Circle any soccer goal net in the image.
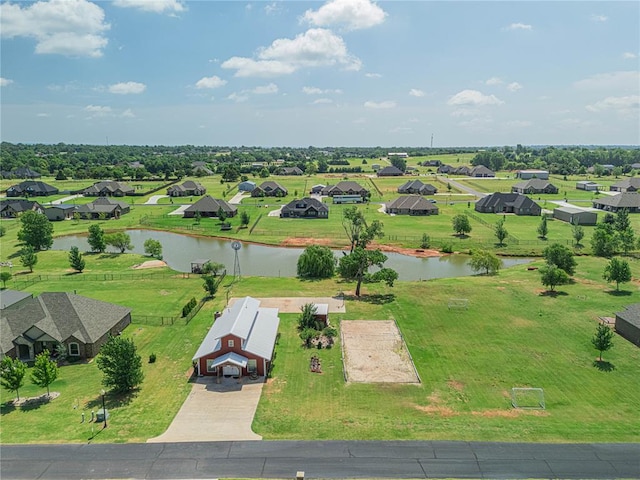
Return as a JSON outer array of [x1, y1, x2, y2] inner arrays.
[[448, 298, 469, 310], [511, 387, 545, 409]]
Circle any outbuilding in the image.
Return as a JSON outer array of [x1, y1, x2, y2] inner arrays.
[[552, 206, 597, 225], [615, 304, 640, 347]]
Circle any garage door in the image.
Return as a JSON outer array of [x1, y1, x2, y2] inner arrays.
[[223, 365, 240, 377]]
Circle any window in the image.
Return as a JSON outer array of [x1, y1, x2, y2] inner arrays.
[[247, 359, 257, 374], [227, 339, 234, 348], [206, 359, 216, 373], [68, 343, 80, 356]]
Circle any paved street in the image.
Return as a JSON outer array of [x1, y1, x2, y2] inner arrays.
[[2, 441, 638, 479]]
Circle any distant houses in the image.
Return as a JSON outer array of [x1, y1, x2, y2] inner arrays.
[[277, 166, 303, 176], [309, 184, 326, 194], [321, 181, 369, 199], [11, 167, 42, 179], [386, 196, 439, 216], [377, 165, 404, 177], [76, 197, 131, 219], [397, 179, 437, 195], [0, 199, 44, 218], [45, 204, 77, 221], [475, 193, 541, 216], [83, 181, 135, 197], [437, 165, 495, 177], [251, 181, 288, 198], [238, 180, 257, 192], [167, 180, 206, 197], [6, 181, 59, 197], [610, 178, 640, 193], [511, 179, 559, 195], [183, 195, 237, 218], [592, 192, 640, 213], [515, 170, 549, 180], [280, 197, 329, 218], [191, 161, 214, 176]]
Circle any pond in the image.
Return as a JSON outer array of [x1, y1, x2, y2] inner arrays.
[[52, 230, 532, 281]]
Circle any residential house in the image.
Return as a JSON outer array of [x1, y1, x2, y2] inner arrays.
[[6, 181, 59, 197], [277, 166, 303, 176], [83, 181, 135, 197], [631, 163, 640, 170], [454, 166, 472, 176], [515, 170, 549, 180], [469, 165, 495, 177], [45, 204, 77, 221], [576, 181, 601, 191], [191, 161, 214, 176], [610, 178, 640, 192], [475, 193, 541, 216], [388, 152, 408, 158], [437, 165, 456, 174], [386, 196, 439, 216], [615, 304, 640, 347], [592, 192, 640, 213], [183, 195, 237, 218], [377, 165, 404, 177], [511, 179, 559, 194], [251, 181, 288, 198], [321, 181, 369, 198], [1, 292, 131, 360], [421, 160, 442, 167], [238, 181, 257, 192], [397, 179, 437, 195], [0, 199, 44, 218], [280, 197, 329, 219], [192, 296, 280, 378], [309, 184, 326, 194], [76, 197, 131, 219], [12, 167, 41, 179], [553, 207, 597, 226], [167, 180, 206, 197], [0, 290, 33, 310]]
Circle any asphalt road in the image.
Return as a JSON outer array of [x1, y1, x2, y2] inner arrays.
[[2, 441, 639, 479]]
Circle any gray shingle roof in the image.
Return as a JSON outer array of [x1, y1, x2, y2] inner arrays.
[[594, 192, 640, 208], [184, 195, 237, 214], [387, 195, 438, 212], [616, 303, 640, 328]]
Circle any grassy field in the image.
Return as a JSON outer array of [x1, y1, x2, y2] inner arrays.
[[2, 249, 638, 444]]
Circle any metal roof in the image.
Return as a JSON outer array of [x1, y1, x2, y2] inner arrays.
[[210, 352, 248, 368]]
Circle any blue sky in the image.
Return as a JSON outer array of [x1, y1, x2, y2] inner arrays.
[[1, 0, 638, 147]]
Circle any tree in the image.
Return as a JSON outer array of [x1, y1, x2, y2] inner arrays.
[[240, 211, 251, 227], [31, 349, 58, 397], [96, 336, 144, 393], [0, 356, 27, 401], [0, 271, 11, 288], [591, 222, 618, 257], [297, 245, 336, 279], [194, 211, 202, 225], [469, 250, 501, 275], [614, 208, 630, 232], [202, 275, 219, 297], [217, 207, 227, 223], [298, 303, 322, 331], [420, 233, 431, 249], [88, 224, 106, 253], [452, 214, 472, 236], [539, 264, 570, 292], [68, 246, 86, 272], [143, 239, 162, 259], [105, 232, 132, 253], [603, 257, 632, 291], [537, 216, 548, 239], [222, 165, 240, 182], [572, 224, 585, 246], [201, 261, 225, 276], [390, 157, 407, 172], [17, 211, 53, 250], [543, 243, 576, 275], [592, 323, 613, 362], [618, 227, 636, 256], [337, 247, 397, 297], [494, 218, 508, 246], [20, 245, 38, 272], [342, 207, 383, 252]]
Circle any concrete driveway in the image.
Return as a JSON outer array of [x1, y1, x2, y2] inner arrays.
[[147, 376, 264, 443]]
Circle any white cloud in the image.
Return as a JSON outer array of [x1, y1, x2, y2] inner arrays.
[[505, 22, 532, 31], [574, 71, 640, 91], [195, 76, 227, 89], [222, 28, 361, 77], [0, 77, 13, 87], [264, 2, 281, 15], [364, 100, 396, 109], [113, 0, 185, 14], [505, 120, 532, 128], [447, 89, 504, 106], [302, 0, 387, 31], [36, 113, 50, 117], [622, 52, 638, 59], [507, 82, 523, 92], [85, 105, 112, 117], [365, 72, 382, 78], [1, 0, 110, 57], [108, 81, 146, 94], [409, 89, 425, 97], [251, 83, 278, 94], [485, 77, 503, 85], [312, 98, 333, 104], [121, 109, 135, 118], [228, 92, 249, 103], [586, 95, 639, 113], [591, 14, 608, 22], [302, 86, 342, 95]]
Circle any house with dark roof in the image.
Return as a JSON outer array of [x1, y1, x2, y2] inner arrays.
[[397, 179, 437, 195], [251, 181, 288, 197], [238, 181, 257, 192], [421, 160, 442, 167], [475, 193, 541, 216], [280, 197, 329, 218], [437, 165, 456, 174], [377, 165, 404, 177], [167, 180, 206, 197], [470, 165, 495, 177], [183, 195, 237, 218], [511, 179, 559, 194], [6, 181, 59, 197], [592, 192, 640, 213], [615, 304, 640, 347], [0, 290, 33, 310], [192, 296, 280, 378], [45, 204, 78, 221], [610, 178, 640, 193], [191, 161, 214, 176], [386, 196, 439, 215], [321, 181, 369, 198], [75, 197, 130, 219], [12, 167, 41, 179], [277, 166, 303, 175], [309, 184, 326, 194], [0, 199, 44, 218], [83, 181, 135, 197], [1, 292, 131, 361]]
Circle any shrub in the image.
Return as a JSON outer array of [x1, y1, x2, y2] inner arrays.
[[148, 353, 157, 364], [441, 242, 454, 253], [420, 233, 431, 249]]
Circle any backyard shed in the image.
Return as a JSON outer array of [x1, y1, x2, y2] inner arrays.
[[553, 207, 597, 226], [191, 259, 211, 274], [615, 304, 640, 347]]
